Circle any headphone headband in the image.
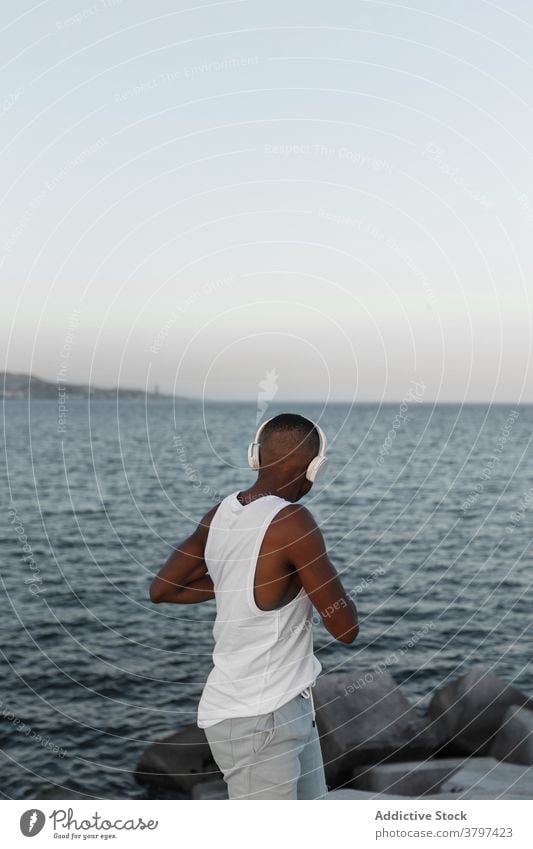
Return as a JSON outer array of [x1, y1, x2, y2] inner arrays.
[[247, 417, 328, 482]]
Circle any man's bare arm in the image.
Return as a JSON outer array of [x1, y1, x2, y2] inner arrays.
[[283, 505, 359, 643], [149, 507, 218, 604]]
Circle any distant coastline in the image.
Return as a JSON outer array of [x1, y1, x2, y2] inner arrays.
[[1, 371, 174, 400], [1, 372, 529, 404]]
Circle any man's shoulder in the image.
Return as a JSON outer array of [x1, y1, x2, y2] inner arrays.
[[270, 502, 319, 538], [196, 501, 223, 540]]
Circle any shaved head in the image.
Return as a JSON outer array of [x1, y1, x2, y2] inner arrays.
[[259, 413, 320, 471]]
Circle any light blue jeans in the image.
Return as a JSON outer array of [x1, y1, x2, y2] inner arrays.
[[204, 689, 328, 799]]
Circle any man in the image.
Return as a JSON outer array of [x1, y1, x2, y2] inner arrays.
[[150, 413, 359, 799]]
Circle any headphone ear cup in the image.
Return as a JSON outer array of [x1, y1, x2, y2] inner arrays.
[[306, 456, 327, 482], [248, 442, 260, 470]]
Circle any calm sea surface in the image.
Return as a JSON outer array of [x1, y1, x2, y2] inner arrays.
[[1, 400, 532, 798]]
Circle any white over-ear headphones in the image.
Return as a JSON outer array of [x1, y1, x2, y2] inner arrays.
[[247, 418, 328, 482]]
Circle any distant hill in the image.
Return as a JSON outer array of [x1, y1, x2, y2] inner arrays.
[[1, 371, 174, 400]]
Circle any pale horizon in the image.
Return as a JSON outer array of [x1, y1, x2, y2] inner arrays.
[[2, 1, 533, 403], [1, 367, 528, 405]]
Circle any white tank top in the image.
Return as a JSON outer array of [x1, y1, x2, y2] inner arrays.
[[197, 490, 322, 728]]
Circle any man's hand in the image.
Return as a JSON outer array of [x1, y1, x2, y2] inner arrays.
[[149, 506, 218, 604]]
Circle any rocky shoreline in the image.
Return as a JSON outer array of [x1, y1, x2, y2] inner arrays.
[[135, 666, 533, 800]]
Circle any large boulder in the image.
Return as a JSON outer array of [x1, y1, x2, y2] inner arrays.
[[192, 779, 229, 799], [428, 668, 533, 755], [490, 706, 533, 766], [314, 671, 437, 788], [135, 724, 222, 795], [350, 757, 468, 797], [325, 789, 407, 799], [425, 788, 530, 799], [439, 756, 533, 799]]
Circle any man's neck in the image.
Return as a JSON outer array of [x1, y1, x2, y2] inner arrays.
[[238, 478, 301, 504], [236, 489, 275, 506]]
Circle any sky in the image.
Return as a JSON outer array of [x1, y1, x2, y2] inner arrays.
[[1, 0, 533, 402]]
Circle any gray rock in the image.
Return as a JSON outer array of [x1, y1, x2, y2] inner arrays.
[[135, 724, 222, 794], [490, 706, 533, 766], [424, 789, 530, 800], [428, 667, 533, 756], [314, 671, 437, 788], [325, 789, 408, 799], [192, 779, 229, 800], [439, 756, 533, 799], [328, 782, 529, 801], [350, 757, 469, 797]]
